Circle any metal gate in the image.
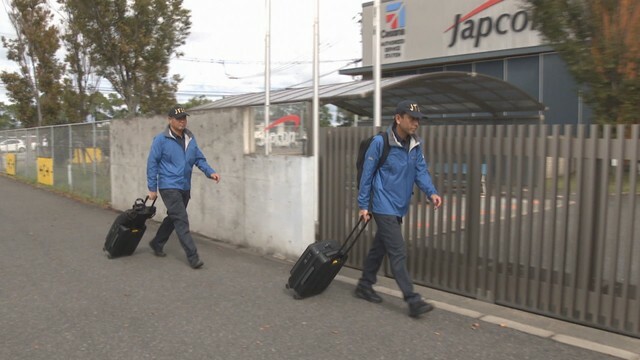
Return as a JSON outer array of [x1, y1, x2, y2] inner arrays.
[[319, 124, 639, 338]]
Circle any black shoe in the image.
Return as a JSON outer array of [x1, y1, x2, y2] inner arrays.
[[189, 258, 204, 269], [149, 241, 166, 257], [355, 286, 383, 303], [408, 300, 434, 318]]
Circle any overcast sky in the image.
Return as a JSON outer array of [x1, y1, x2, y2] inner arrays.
[[0, 0, 365, 104]]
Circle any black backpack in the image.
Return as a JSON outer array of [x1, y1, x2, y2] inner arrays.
[[356, 131, 390, 190]]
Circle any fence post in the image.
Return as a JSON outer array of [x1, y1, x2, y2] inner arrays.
[[68, 125, 73, 190], [92, 122, 97, 198]]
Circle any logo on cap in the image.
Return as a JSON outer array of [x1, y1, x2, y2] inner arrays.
[[169, 106, 189, 118]]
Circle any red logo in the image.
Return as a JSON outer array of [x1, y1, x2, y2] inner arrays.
[[265, 114, 300, 131], [445, 0, 504, 32]]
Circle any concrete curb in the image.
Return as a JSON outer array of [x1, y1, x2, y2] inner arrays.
[[333, 273, 640, 360]]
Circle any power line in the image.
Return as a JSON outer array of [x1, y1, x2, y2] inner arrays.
[[175, 57, 359, 65]]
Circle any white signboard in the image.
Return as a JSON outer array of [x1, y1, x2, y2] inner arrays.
[[362, 0, 543, 66]]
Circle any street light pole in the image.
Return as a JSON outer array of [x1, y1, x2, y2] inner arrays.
[[264, 0, 271, 155], [313, 0, 320, 229], [373, 0, 382, 130]]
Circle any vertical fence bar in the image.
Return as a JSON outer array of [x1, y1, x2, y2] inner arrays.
[[510, 125, 525, 305], [426, 125, 441, 285], [544, 125, 561, 314], [338, 127, 345, 244], [452, 125, 464, 290], [416, 126, 432, 284], [332, 128, 340, 243], [481, 125, 496, 301], [532, 124, 547, 310], [319, 127, 329, 243], [443, 125, 454, 289], [522, 125, 536, 307], [491, 125, 504, 302], [318, 128, 325, 240], [622, 125, 639, 335], [576, 125, 598, 322], [567, 125, 585, 320], [499, 125, 514, 303], [593, 125, 611, 325], [467, 125, 481, 296], [331, 129, 341, 243], [604, 124, 624, 329]]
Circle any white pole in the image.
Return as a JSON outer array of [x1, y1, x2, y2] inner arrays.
[[264, 0, 271, 155], [313, 0, 320, 227], [373, 0, 382, 130]]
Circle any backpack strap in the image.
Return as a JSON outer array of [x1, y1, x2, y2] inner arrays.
[[375, 131, 390, 173]]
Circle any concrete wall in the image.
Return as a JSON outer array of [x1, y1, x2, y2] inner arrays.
[[110, 108, 315, 259]]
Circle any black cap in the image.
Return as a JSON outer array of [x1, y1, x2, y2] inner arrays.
[[395, 100, 426, 119], [168, 105, 189, 119]]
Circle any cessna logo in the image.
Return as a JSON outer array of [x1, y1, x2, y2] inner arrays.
[[445, 0, 535, 48]]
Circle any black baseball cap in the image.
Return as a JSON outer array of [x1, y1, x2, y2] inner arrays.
[[396, 100, 426, 119], [168, 105, 189, 119]]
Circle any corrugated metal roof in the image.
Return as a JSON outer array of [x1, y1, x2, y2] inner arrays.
[[191, 71, 546, 118]]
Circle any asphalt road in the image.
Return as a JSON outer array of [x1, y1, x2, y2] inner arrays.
[[0, 175, 631, 360]]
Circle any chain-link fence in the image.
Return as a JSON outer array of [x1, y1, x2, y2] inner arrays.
[[0, 121, 111, 204]]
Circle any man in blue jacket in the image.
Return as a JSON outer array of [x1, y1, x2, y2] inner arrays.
[[147, 105, 220, 269], [356, 100, 442, 317]]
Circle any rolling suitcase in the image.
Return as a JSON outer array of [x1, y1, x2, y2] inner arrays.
[[103, 197, 156, 259], [286, 218, 369, 299]]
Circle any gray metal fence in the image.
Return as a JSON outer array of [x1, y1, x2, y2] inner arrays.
[[0, 121, 111, 203], [319, 124, 639, 338]]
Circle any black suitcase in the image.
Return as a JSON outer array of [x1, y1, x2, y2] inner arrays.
[[103, 197, 156, 259], [286, 218, 368, 299]]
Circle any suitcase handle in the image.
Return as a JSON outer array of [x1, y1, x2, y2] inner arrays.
[[143, 195, 157, 207], [133, 196, 156, 212], [334, 217, 369, 258]]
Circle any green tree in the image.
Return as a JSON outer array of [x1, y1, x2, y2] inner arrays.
[[61, 0, 192, 117], [0, 102, 19, 129], [336, 108, 355, 127], [58, 2, 101, 123], [319, 105, 332, 127], [182, 95, 214, 110], [1, 0, 64, 127], [88, 92, 127, 120], [526, 0, 640, 124]]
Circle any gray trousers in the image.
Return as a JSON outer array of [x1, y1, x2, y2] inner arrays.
[[358, 213, 420, 303], [150, 189, 199, 261]]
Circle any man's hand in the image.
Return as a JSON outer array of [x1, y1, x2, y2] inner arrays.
[[430, 194, 442, 209], [359, 209, 371, 222], [148, 191, 158, 201], [210, 173, 220, 183]]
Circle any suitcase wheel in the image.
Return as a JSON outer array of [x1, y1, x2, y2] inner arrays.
[[293, 293, 303, 300], [285, 283, 290, 289]]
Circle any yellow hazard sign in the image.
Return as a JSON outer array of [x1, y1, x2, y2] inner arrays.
[[72, 147, 103, 164], [4, 153, 16, 175], [37, 157, 54, 186]]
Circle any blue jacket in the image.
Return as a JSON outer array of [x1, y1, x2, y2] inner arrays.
[[147, 126, 216, 192], [358, 126, 438, 217]]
